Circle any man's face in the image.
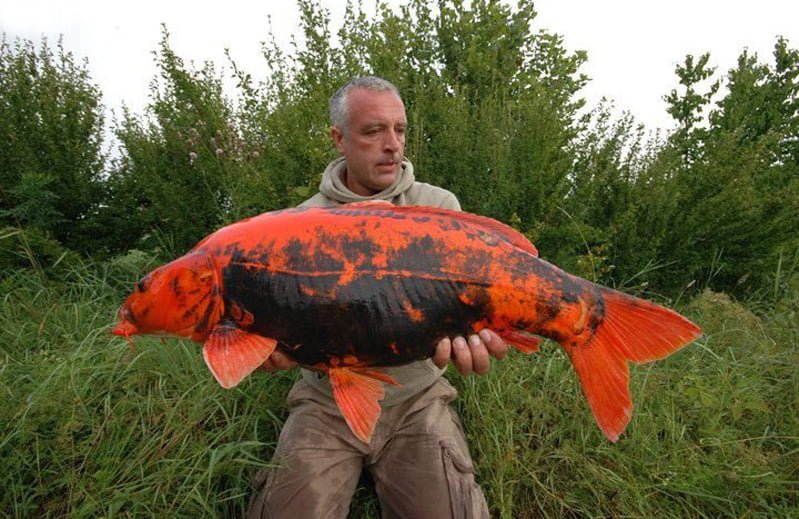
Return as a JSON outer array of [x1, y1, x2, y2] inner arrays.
[[332, 88, 407, 196]]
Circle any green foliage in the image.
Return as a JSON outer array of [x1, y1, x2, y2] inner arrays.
[[550, 41, 798, 298], [1, 1, 796, 303], [2, 265, 797, 517], [105, 0, 588, 260], [0, 225, 80, 278], [0, 260, 292, 517], [664, 53, 720, 165], [646, 42, 799, 295], [2, 5, 799, 514], [0, 35, 105, 253], [0, 171, 63, 228], [450, 287, 799, 518], [103, 27, 267, 255]]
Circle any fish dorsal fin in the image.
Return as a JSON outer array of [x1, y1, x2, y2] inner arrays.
[[203, 323, 277, 388], [340, 202, 538, 257], [328, 367, 400, 444]]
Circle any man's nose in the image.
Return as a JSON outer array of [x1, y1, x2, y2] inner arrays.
[[383, 129, 401, 151]]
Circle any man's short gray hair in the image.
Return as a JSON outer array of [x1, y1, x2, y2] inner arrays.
[[329, 76, 402, 132]]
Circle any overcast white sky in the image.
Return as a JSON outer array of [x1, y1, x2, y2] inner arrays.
[[1, 0, 797, 134]]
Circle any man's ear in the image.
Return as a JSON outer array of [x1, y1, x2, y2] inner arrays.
[[331, 126, 345, 154]]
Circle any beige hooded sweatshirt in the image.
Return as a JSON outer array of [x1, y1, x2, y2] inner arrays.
[[297, 157, 461, 406]]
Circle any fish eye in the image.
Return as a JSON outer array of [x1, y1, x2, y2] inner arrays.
[[136, 275, 152, 293]]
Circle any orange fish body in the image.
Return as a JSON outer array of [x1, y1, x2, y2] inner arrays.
[[113, 203, 702, 443]]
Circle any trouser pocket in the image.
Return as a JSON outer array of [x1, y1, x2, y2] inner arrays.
[[440, 438, 489, 519]]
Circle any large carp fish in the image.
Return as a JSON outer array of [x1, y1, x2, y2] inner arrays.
[[113, 202, 702, 443]]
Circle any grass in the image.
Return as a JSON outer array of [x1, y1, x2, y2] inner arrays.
[[1, 255, 797, 517]]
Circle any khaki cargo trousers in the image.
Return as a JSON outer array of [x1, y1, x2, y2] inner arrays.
[[247, 377, 489, 519]]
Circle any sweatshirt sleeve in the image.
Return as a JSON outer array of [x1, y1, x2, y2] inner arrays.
[[440, 192, 461, 212]]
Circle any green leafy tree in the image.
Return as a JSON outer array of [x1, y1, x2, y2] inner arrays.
[[664, 53, 720, 167], [106, 28, 267, 255], [640, 40, 799, 294], [0, 35, 105, 252], [233, 0, 589, 229]]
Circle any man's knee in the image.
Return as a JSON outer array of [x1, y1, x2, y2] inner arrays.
[[370, 381, 489, 518], [246, 383, 366, 519]]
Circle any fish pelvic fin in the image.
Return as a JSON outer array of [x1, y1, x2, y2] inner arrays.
[[202, 323, 277, 389], [498, 330, 541, 354], [328, 367, 399, 444], [569, 288, 702, 442]]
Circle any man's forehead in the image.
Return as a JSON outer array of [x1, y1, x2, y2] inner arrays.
[[348, 88, 406, 118]]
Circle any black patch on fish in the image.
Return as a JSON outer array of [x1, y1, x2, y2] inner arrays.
[[136, 274, 151, 293], [224, 242, 243, 256], [461, 248, 495, 277], [284, 238, 304, 264], [194, 286, 221, 334], [338, 231, 380, 264], [387, 234, 443, 272], [328, 208, 407, 220], [427, 217, 461, 233], [282, 234, 347, 272], [181, 305, 198, 321], [247, 241, 275, 264], [220, 264, 493, 367], [587, 295, 605, 334], [170, 276, 183, 298]]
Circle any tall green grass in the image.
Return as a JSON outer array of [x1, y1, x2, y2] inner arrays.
[[453, 289, 798, 517], [1, 257, 797, 517]]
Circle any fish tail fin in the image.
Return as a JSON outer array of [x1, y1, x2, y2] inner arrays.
[[568, 288, 702, 442]]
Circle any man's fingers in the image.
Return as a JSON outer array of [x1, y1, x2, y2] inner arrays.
[[479, 329, 508, 360], [451, 336, 473, 376], [433, 338, 452, 369], [259, 359, 277, 373], [468, 334, 491, 374], [272, 351, 298, 370], [260, 350, 297, 372]]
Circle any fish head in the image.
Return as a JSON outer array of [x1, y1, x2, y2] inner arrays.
[[113, 252, 221, 341]]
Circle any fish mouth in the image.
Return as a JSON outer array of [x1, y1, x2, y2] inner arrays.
[[112, 317, 138, 339]]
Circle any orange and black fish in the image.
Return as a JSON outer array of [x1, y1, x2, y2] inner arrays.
[[112, 202, 702, 443]]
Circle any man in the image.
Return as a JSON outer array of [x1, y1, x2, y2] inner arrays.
[[247, 76, 507, 519]]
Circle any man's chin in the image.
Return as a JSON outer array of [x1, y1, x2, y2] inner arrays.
[[372, 166, 399, 186]]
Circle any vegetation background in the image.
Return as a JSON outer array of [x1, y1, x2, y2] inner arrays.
[[1, 0, 797, 516]]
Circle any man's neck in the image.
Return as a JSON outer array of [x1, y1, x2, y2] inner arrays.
[[341, 167, 380, 197]]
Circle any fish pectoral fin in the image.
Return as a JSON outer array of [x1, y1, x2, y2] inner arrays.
[[328, 367, 397, 444], [202, 324, 277, 389], [499, 330, 541, 354]]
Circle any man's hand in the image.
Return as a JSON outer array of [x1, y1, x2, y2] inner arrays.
[[259, 350, 298, 372], [432, 329, 508, 376]]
